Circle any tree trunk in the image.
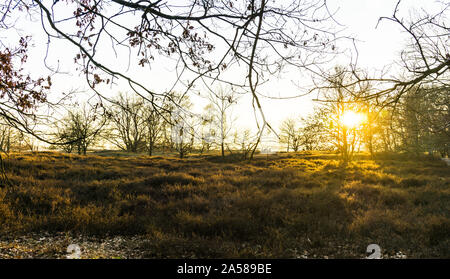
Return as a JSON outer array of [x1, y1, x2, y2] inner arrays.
[[342, 127, 348, 163], [148, 140, 153, 156], [368, 136, 374, 159], [249, 136, 261, 160], [221, 142, 225, 157]]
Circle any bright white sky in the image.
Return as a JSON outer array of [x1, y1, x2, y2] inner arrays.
[[4, 0, 444, 150]]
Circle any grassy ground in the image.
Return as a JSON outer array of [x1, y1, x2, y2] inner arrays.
[[0, 151, 448, 258]]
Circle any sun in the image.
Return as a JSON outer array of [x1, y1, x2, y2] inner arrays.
[[342, 111, 366, 128]]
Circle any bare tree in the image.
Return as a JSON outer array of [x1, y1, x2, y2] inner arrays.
[[320, 1, 450, 106], [166, 92, 195, 158], [207, 86, 238, 157], [55, 104, 106, 155], [199, 104, 216, 154], [171, 110, 196, 159], [106, 93, 146, 153], [376, 1, 450, 99], [142, 104, 165, 156], [233, 129, 257, 160], [299, 113, 328, 151], [315, 67, 369, 162], [279, 118, 301, 152]]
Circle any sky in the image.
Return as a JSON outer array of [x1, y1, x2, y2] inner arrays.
[[3, 0, 444, 150]]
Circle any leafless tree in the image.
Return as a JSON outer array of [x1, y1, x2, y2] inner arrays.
[[142, 105, 163, 156], [233, 128, 257, 160], [279, 117, 301, 152], [376, 1, 450, 99], [298, 113, 327, 151], [171, 109, 196, 159], [166, 92, 196, 158], [199, 104, 216, 154], [55, 104, 106, 155], [106, 93, 146, 153], [315, 67, 368, 162], [207, 85, 238, 157], [317, 1, 450, 106]]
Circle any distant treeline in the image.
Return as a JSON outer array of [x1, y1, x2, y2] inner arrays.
[[279, 79, 449, 161], [1, 85, 448, 161]]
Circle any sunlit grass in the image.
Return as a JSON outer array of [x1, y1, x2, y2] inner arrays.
[[0, 151, 448, 258]]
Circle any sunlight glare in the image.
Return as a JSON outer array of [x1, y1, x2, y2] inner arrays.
[[342, 111, 366, 128]]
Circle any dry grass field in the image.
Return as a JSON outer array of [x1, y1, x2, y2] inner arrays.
[[0, 151, 448, 258]]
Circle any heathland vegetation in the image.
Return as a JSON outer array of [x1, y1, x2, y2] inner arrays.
[[0, 151, 448, 258]]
